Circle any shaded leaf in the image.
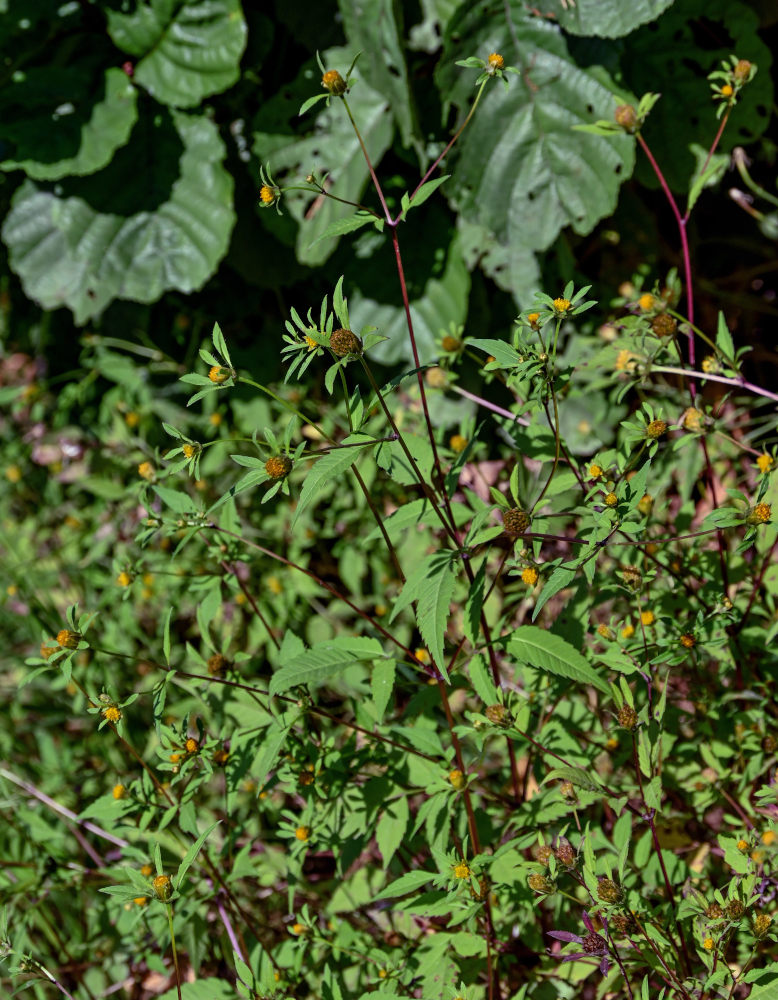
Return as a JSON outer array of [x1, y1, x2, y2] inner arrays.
[[269, 637, 385, 696], [533, 0, 675, 37]]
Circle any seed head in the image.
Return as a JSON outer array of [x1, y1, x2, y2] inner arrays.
[[208, 366, 230, 384], [153, 874, 172, 900], [536, 844, 554, 865], [103, 706, 122, 724], [208, 653, 227, 676], [185, 737, 199, 754], [425, 366, 447, 387], [522, 567, 538, 586], [265, 455, 293, 480], [449, 769, 466, 791], [330, 328, 362, 357], [57, 629, 81, 649], [757, 453, 774, 474], [614, 104, 638, 131], [701, 355, 719, 373], [113, 784, 127, 800], [646, 419, 667, 439], [680, 633, 696, 649], [597, 877, 624, 904], [528, 873, 554, 893], [622, 566, 642, 590], [555, 839, 576, 867], [638, 293, 655, 311], [762, 736, 777, 754], [604, 492, 618, 507], [609, 912, 636, 935], [726, 900, 744, 921], [485, 703, 509, 727], [503, 507, 530, 537], [618, 704, 639, 731], [583, 931, 607, 954], [681, 407, 704, 433], [553, 297, 571, 314], [753, 912, 772, 938], [706, 902, 724, 919], [597, 624, 615, 641], [733, 59, 752, 82], [487, 53, 505, 71], [449, 434, 468, 454], [138, 461, 155, 481], [295, 825, 311, 842], [746, 502, 771, 525], [559, 780, 577, 801], [322, 69, 347, 95], [442, 334, 462, 352], [651, 313, 677, 338]]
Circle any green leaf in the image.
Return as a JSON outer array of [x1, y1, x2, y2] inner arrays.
[[158, 982, 236, 1000], [337, 0, 419, 150], [464, 560, 486, 647], [106, 0, 247, 109], [292, 435, 370, 526], [390, 551, 458, 677], [508, 625, 610, 693], [308, 210, 381, 249], [2, 111, 235, 323], [175, 820, 220, 889], [437, 6, 635, 262], [153, 486, 197, 516], [0, 67, 137, 180], [687, 144, 729, 215], [532, 565, 576, 621], [371, 658, 396, 722], [269, 637, 385, 696], [468, 338, 522, 369], [531, 0, 675, 37], [544, 765, 602, 793], [373, 869, 434, 900], [468, 653, 499, 706], [376, 795, 409, 867], [253, 46, 394, 266], [400, 175, 450, 217], [162, 607, 173, 666], [715, 311, 736, 364]]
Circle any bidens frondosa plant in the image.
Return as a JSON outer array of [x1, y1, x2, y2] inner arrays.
[[5, 8, 778, 1000]]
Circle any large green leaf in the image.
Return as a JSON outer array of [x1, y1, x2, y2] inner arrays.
[[0, 67, 137, 180], [508, 625, 610, 693], [2, 111, 235, 323], [106, 0, 247, 109], [390, 550, 458, 676], [252, 47, 394, 266], [437, 5, 634, 257], [269, 637, 385, 696], [337, 0, 419, 151], [623, 0, 773, 192], [533, 0, 675, 37]]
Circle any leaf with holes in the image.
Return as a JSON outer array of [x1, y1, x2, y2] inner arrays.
[[436, 5, 634, 263], [106, 0, 247, 109]]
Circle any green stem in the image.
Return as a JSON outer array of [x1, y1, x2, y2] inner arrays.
[[531, 375, 561, 515], [239, 376, 332, 442]]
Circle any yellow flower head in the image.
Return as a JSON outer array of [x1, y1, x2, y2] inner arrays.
[[209, 412, 222, 426], [138, 461, 155, 481], [604, 492, 618, 507], [117, 571, 132, 587], [680, 633, 696, 649], [141, 864, 154, 878], [414, 648, 431, 664], [182, 443, 197, 459], [449, 769, 466, 791], [720, 84, 733, 97], [184, 737, 199, 754], [526, 311, 540, 329], [589, 464, 603, 479], [640, 610, 655, 626], [638, 293, 655, 311], [522, 567, 539, 586], [259, 184, 277, 205], [291, 922, 307, 935], [265, 455, 293, 481], [208, 365, 230, 384], [57, 629, 81, 649], [453, 860, 471, 879], [761, 830, 776, 846], [487, 52, 505, 70], [133, 896, 148, 907], [449, 434, 468, 454], [103, 706, 122, 724], [153, 874, 172, 900], [113, 783, 127, 800], [701, 355, 719, 373], [597, 624, 615, 641], [737, 838, 749, 852], [703, 937, 714, 950], [747, 502, 772, 525], [757, 453, 774, 474], [646, 419, 667, 439], [321, 69, 347, 95], [295, 825, 311, 842], [304, 335, 318, 352], [621, 623, 635, 639], [553, 297, 571, 314]]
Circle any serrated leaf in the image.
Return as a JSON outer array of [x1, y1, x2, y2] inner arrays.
[[253, 46, 393, 266], [2, 111, 234, 323], [464, 560, 486, 647], [468, 338, 522, 368], [468, 653, 499, 706], [0, 67, 138, 180], [532, 565, 576, 621], [532, 0, 675, 37], [153, 486, 197, 515], [390, 550, 458, 676], [545, 765, 603, 792], [106, 0, 247, 109], [376, 796, 409, 868], [292, 436, 370, 526], [371, 658, 395, 722], [308, 211, 380, 249], [269, 637, 385, 696], [176, 820, 220, 889], [400, 175, 451, 216], [373, 869, 434, 900], [687, 145, 729, 215], [715, 311, 736, 364], [508, 625, 609, 693], [437, 6, 635, 266]]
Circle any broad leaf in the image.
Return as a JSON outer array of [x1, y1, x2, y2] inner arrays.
[[533, 0, 675, 37], [508, 625, 609, 693], [269, 637, 385, 696], [0, 67, 137, 180], [107, 0, 247, 109], [2, 111, 235, 323], [437, 6, 635, 257], [390, 550, 458, 676], [373, 869, 434, 900], [376, 796, 410, 867], [252, 46, 394, 266]]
